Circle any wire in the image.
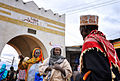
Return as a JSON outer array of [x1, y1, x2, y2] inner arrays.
[[66, 0, 120, 15], [68, 0, 119, 12], [59, 0, 103, 12], [0, 56, 18, 61]]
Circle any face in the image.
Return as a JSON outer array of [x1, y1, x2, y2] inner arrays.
[[34, 49, 40, 58], [54, 47, 61, 55], [80, 26, 88, 40]]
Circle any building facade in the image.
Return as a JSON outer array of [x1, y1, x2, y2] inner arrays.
[[110, 38, 120, 59], [0, 0, 65, 58], [66, 46, 82, 71]]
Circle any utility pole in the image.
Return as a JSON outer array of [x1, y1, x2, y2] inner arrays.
[[11, 57, 15, 66]]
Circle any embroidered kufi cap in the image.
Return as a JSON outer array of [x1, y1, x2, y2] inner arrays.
[[80, 15, 98, 26]]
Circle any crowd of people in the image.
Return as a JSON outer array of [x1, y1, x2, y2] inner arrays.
[[0, 15, 120, 81], [0, 64, 26, 81], [0, 46, 72, 81]]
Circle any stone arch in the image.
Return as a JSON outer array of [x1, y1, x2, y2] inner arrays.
[[7, 35, 48, 59]]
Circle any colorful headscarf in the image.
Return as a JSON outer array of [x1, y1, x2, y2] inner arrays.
[[80, 30, 120, 72], [25, 48, 44, 64]]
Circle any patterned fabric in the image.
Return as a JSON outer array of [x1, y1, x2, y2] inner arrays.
[[80, 15, 98, 26], [0, 64, 8, 80], [0, 69, 5, 81], [26, 48, 44, 64], [80, 30, 120, 73], [18, 48, 44, 81], [18, 70, 26, 80], [18, 48, 44, 70]]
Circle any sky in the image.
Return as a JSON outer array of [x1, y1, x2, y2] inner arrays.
[[0, 44, 20, 70], [1, 0, 120, 69]]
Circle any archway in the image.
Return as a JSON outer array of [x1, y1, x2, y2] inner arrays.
[[7, 35, 48, 58]]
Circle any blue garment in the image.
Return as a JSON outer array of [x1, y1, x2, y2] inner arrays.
[[0, 64, 8, 81], [34, 72, 43, 81], [75, 57, 79, 64]]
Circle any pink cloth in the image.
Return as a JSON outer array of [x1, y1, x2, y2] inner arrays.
[[18, 70, 26, 80]]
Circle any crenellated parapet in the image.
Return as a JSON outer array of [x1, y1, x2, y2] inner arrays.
[[0, 0, 65, 23], [0, 0, 65, 36]]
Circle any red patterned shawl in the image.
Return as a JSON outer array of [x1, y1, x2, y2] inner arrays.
[[80, 30, 120, 72]]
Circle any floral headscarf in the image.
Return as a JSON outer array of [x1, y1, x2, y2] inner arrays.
[[26, 48, 44, 64]]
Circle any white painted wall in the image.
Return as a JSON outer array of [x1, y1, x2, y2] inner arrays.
[[0, 0, 65, 57]]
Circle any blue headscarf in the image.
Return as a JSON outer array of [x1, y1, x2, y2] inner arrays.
[[0, 64, 6, 72], [0, 64, 8, 81]]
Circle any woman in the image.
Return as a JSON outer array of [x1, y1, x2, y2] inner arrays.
[[0, 64, 8, 81], [39, 46, 72, 81], [18, 48, 44, 81]]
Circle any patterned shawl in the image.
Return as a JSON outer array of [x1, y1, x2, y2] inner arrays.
[[25, 48, 44, 64], [80, 30, 120, 73]]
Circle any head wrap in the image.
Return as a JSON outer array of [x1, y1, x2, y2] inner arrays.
[[52, 45, 62, 49], [49, 47, 65, 66], [0, 64, 6, 73], [26, 48, 44, 64]]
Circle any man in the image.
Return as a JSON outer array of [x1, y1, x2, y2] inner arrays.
[[77, 15, 120, 81], [39, 46, 72, 81], [18, 48, 44, 81], [7, 66, 17, 81]]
